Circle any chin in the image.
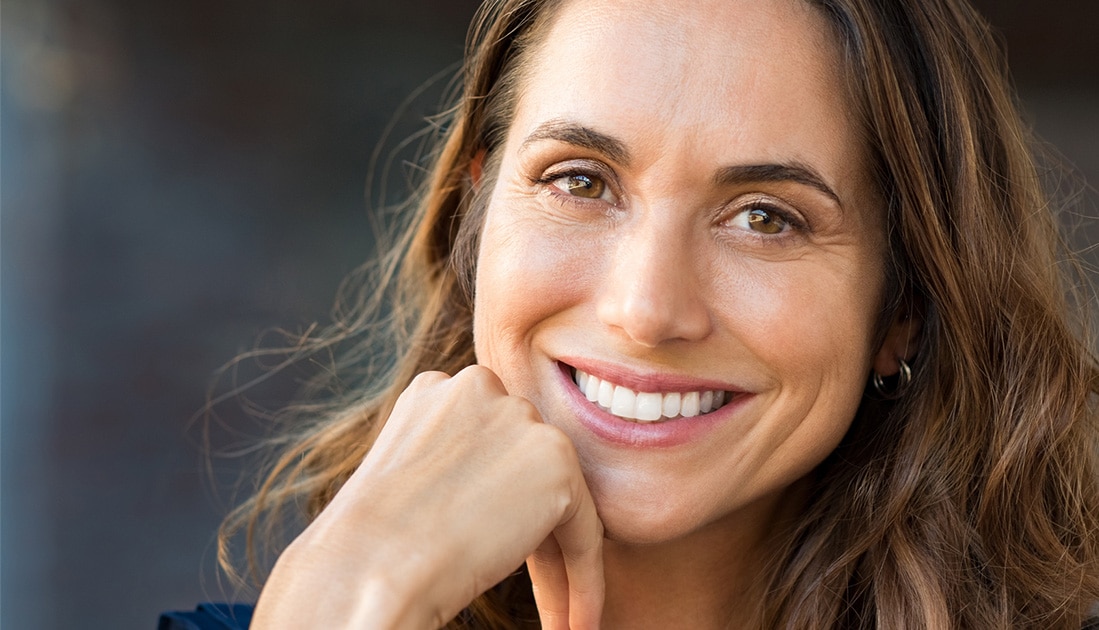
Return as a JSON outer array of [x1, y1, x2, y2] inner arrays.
[[586, 474, 717, 545], [584, 462, 807, 549], [599, 504, 722, 547]]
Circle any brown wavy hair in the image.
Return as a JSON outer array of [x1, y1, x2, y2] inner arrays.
[[217, 0, 1099, 627]]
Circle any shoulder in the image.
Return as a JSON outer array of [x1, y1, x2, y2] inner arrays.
[[158, 603, 254, 630]]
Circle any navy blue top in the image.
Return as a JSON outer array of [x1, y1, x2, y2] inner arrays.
[[159, 602, 1099, 629], [158, 603, 253, 630]]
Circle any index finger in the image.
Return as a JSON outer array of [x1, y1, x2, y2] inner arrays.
[[528, 475, 604, 630]]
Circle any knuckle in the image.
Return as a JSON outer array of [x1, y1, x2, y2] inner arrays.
[[539, 424, 579, 462], [537, 607, 570, 628], [502, 395, 540, 422], [407, 370, 448, 390], [528, 548, 564, 571], [528, 425, 583, 496], [456, 363, 495, 382], [561, 526, 603, 562], [455, 364, 506, 393]]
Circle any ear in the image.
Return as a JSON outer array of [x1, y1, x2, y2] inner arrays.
[[469, 149, 487, 187], [872, 301, 922, 376]]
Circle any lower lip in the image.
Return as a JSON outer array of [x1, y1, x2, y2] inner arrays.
[[556, 363, 749, 448]]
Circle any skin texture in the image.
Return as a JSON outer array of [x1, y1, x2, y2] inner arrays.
[[473, 0, 914, 625], [253, 367, 605, 629], [253, 0, 919, 628]]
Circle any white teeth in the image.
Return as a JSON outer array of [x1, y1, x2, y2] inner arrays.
[[635, 392, 663, 422], [681, 391, 700, 417], [611, 386, 636, 418], [597, 379, 615, 408], [662, 392, 681, 418], [571, 368, 729, 423], [584, 374, 600, 401]]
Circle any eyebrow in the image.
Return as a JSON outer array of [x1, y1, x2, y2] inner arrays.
[[520, 119, 632, 165], [713, 163, 842, 206], [521, 119, 842, 206]]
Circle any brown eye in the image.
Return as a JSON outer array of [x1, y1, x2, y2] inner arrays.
[[557, 174, 606, 199], [746, 207, 786, 234]]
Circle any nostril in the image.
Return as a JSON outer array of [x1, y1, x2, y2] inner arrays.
[[597, 290, 711, 346], [595, 239, 713, 345]]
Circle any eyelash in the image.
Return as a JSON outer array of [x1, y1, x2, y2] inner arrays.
[[730, 199, 807, 234], [533, 166, 808, 237], [534, 167, 618, 207]]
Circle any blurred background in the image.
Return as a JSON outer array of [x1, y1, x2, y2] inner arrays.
[[1, 0, 1097, 628]]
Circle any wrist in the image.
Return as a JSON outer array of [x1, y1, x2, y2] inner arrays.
[[253, 537, 450, 629], [349, 572, 445, 630], [359, 541, 463, 629]]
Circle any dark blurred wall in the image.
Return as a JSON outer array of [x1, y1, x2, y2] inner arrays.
[[1, 1, 1096, 628], [2, 2, 479, 628]]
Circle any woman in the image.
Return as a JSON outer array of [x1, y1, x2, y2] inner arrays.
[[198, 0, 1099, 627]]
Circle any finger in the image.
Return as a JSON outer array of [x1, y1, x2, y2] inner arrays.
[[527, 537, 571, 630], [555, 480, 605, 630]]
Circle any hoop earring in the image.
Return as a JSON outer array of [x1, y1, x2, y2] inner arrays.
[[872, 359, 912, 400]]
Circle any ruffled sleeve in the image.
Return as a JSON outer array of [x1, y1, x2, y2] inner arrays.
[[158, 603, 254, 630]]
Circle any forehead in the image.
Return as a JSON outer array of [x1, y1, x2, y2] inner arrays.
[[510, 0, 867, 196]]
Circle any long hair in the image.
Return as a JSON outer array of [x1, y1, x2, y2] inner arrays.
[[218, 0, 1099, 627]]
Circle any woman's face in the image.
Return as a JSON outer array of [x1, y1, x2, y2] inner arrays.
[[474, 0, 887, 544]]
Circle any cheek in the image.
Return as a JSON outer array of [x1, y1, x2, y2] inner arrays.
[[714, 235, 884, 370], [472, 203, 596, 371], [721, 256, 882, 468], [731, 269, 879, 369], [698, 266, 879, 501]]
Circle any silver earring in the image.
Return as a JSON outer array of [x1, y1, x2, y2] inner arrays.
[[872, 358, 912, 400]]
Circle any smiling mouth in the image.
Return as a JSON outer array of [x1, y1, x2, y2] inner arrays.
[[570, 367, 732, 423]]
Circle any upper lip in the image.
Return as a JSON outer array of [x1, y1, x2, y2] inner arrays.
[[557, 356, 751, 394]]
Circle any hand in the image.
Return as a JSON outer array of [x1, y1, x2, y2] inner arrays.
[[251, 365, 604, 629]]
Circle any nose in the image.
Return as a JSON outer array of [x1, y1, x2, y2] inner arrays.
[[595, 219, 713, 347]]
